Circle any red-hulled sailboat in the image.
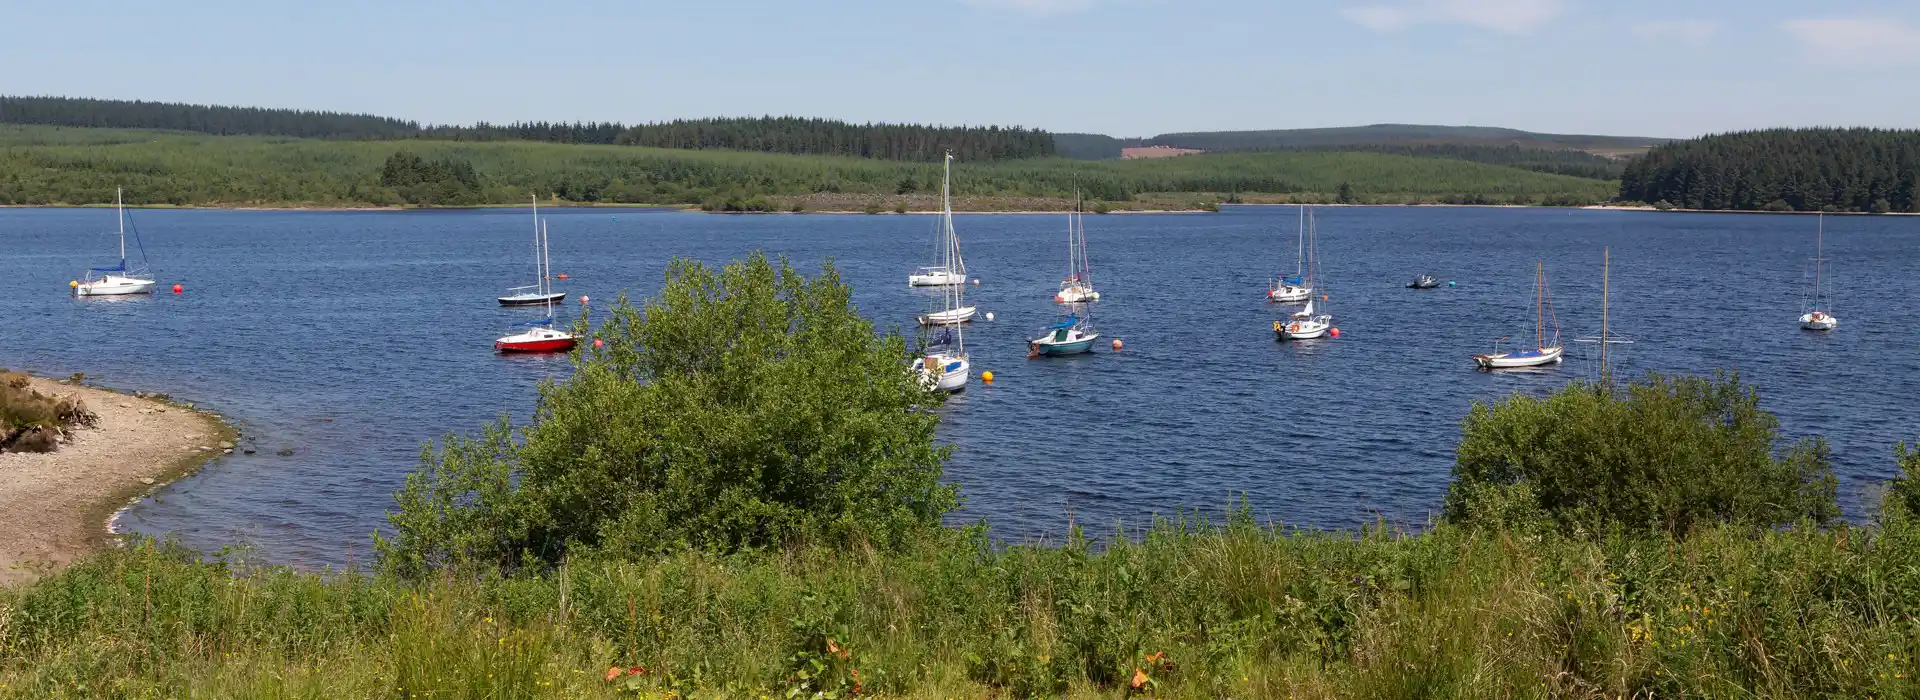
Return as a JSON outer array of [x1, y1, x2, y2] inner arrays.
[[495, 219, 576, 353]]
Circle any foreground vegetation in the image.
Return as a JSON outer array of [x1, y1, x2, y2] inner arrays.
[[0, 125, 1617, 210], [1620, 127, 1920, 212], [4, 256, 1911, 697]]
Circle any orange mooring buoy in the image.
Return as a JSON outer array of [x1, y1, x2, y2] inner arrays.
[[593, 338, 604, 348], [1111, 339, 1123, 351], [1330, 328, 1342, 338], [556, 274, 570, 280]]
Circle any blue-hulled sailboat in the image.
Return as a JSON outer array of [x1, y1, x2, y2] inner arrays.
[[74, 188, 156, 297]]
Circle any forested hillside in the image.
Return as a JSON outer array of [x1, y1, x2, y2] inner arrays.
[[0, 95, 419, 139], [1292, 143, 1625, 180], [1, 97, 1056, 162], [0, 125, 1614, 209], [1145, 124, 1664, 154], [1619, 128, 1920, 212]]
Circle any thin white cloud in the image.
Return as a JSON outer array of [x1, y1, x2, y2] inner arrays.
[[1632, 19, 1721, 45], [1781, 18, 1920, 66], [959, 0, 1100, 16], [1342, 0, 1566, 35]]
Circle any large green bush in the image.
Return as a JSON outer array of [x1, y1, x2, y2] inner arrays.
[[375, 254, 957, 577], [1445, 373, 1838, 535]]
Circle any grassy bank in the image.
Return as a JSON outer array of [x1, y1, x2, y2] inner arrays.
[[0, 125, 1616, 211], [6, 516, 1920, 698]]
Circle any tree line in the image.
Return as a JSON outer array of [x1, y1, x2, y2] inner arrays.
[[1620, 128, 1920, 212], [2, 97, 1055, 162], [0, 95, 419, 139]]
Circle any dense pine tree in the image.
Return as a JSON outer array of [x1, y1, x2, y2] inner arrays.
[[0, 96, 417, 139], [1620, 128, 1920, 212]]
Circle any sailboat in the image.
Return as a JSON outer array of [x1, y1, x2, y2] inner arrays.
[[495, 220, 577, 353], [1274, 209, 1331, 340], [1800, 213, 1839, 331], [1030, 311, 1100, 357], [1267, 205, 1312, 302], [1054, 196, 1099, 303], [499, 196, 568, 306], [1474, 262, 1563, 369], [916, 153, 978, 326], [908, 156, 969, 288], [74, 188, 156, 297], [912, 320, 970, 392]]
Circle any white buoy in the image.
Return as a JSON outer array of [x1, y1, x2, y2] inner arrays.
[[985, 312, 995, 321], [971, 279, 980, 286]]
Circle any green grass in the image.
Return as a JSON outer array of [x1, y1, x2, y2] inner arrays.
[[7, 515, 1920, 698], [0, 125, 1617, 210]]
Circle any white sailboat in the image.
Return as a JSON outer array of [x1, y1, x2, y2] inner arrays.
[[499, 196, 568, 306], [74, 188, 156, 297], [1800, 213, 1839, 331], [916, 153, 978, 326], [1274, 209, 1331, 340], [1474, 262, 1563, 369], [1267, 205, 1312, 302], [908, 156, 970, 288], [1054, 196, 1099, 303]]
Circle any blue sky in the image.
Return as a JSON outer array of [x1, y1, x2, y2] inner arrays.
[[4, 0, 1916, 138]]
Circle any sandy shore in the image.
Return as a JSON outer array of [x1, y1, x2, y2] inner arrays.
[[0, 377, 231, 587]]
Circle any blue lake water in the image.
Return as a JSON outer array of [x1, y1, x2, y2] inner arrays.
[[2, 205, 1916, 568]]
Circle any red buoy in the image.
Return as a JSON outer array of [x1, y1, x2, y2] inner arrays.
[[1330, 328, 1342, 338], [172, 284, 183, 294], [593, 338, 604, 348], [556, 274, 570, 280], [1111, 339, 1123, 351]]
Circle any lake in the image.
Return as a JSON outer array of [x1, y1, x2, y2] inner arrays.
[[2, 205, 1915, 568]]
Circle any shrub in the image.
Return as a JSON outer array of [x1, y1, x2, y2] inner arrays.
[[1, 372, 97, 453], [1445, 373, 1837, 536], [376, 254, 957, 577], [1883, 442, 1920, 519]]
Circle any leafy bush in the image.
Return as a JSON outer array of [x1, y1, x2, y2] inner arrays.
[[376, 254, 957, 577], [1882, 442, 1920, 519], [1445, 373, 1838, 536]]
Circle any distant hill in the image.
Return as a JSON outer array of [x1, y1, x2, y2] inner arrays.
[[1144, 124, 1667, 156]]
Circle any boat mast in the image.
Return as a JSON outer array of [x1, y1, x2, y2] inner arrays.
[[1535, 262, 1544, 350], [1295, 205, 1305, 278], [1601, 248, 1609, 376], [532, 194, 543, 294], [1812, 212, 1827, 308], [116, 187, 126, 268]]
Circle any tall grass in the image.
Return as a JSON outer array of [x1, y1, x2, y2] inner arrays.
[[8, 513, 1920, 697]]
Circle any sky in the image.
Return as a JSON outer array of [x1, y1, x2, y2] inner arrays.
[[3, 0, 1916, 138]]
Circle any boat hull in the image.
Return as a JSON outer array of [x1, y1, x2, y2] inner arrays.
[[1274, 318, 1330, 341], [1056, 283, 1099, 303], [1268, 285, 1312, 302], [1474, 347, 1564, 369], [499, 292, 568, 307], [75, 277, 155, 296], [913, 354, 969, 391], [1800, 312, 1838, 331], [918, 306, 977, 326], [1031, 334, 1099, 356], [909, 270, 966, 287], [495, 328, 577, 353]]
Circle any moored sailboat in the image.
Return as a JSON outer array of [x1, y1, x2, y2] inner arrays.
[[1799, 213, 1839, 331], [495, 221, 576, 353], [916, 153, 978, 326], [1273, 209, 1331, 340], [908, 154, 971, 288], [1055, 196, 1099, 303], [1030, 312, 1100, 357], [1267, 205, 1312, 302], [74, 188, 156, 297], [499, 196, 568, 307], [1474, 262, 1563, 369]]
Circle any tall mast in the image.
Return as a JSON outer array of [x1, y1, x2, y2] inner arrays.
[[116, 187, 126, 265], [1535, 262, 1544, 349], [1601, 248, 1610, 376], [1812, 212, 1827, 304], [532, 194, 542, 292], [1295, 205, 1305, 276]]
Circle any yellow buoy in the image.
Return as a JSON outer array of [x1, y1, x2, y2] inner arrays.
[[69, 280, 79, 289], [981, 371, 994, 383]]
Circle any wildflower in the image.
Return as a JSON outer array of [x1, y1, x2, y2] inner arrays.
[[1131, 668, 1150, 690], [605, 667, 623, 683]]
